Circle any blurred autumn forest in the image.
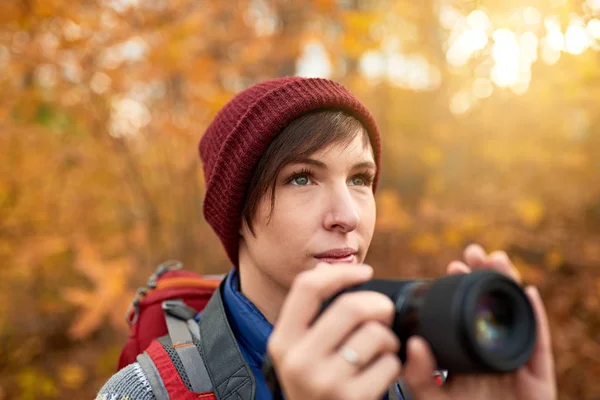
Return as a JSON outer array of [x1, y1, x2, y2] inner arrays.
[[0, 0, 599, 398]]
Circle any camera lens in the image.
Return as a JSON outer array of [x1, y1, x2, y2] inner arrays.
[[474, 291, 513, 352], [323, 270, 536, 373]]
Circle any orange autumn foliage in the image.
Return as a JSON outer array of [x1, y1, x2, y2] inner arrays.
[[0, 1, 599, 399]]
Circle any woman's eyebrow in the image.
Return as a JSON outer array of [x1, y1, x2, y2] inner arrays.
[[289, 158, 376, 171], [291, 158, 327, 168], [352, 161, 376, 171]]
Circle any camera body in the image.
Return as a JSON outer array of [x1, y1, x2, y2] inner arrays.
[[322, 270, 536, 374]]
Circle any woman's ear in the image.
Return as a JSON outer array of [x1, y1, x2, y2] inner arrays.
[[239, 217, 258, 239], [239, 217, 250, 237]]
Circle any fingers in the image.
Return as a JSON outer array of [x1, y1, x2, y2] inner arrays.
[[270, 263, 401, 400], [403, 337, 445, 400], [327, 320, 400, 375], [301, 291, 396, 358], [523, 286, 556, 383], [345, 353, 402, 400], [271, 263, 373, 350], [462, 243, 521, 283], [487, 250, 521, 283], [446, 261, 471, 275], [463, 243, 487, 267]]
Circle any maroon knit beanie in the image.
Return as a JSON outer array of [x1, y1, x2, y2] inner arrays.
[[198, 76, 382, 267]]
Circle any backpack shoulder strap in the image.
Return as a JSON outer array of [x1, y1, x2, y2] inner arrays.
[[162, 299, 213, 394], [134, 298, 215, 400], [147, 281, 256, 400], [198, 281, 256, 400], [139, 338, 215, 400], [137, 351, 171, 400]]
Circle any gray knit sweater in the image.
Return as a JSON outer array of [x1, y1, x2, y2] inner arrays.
[[95, 361, 156, 400]]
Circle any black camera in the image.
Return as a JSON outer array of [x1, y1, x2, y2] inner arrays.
[[321, 269, 536, 374]]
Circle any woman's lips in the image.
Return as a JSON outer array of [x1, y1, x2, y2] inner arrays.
[[314, 254, 356, 264]]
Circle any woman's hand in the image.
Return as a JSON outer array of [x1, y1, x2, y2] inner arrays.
[[403, 244, 557, 400], [267, 263, 402, 400]]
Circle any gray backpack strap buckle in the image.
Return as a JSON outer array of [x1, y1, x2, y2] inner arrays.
[[161, 299, 213, 394], [162, 299, 198, 321]]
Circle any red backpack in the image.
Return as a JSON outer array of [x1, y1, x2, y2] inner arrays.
[[118, 260, 224, 399]]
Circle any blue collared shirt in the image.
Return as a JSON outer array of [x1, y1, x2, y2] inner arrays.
[[199, 268, 403, 399]]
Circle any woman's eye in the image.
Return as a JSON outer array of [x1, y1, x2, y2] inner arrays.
[[350, 176, 365, 186], [291, 175, 311, 186]]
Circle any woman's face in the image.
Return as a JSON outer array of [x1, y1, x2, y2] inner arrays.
[[239, 132, 377, 291]]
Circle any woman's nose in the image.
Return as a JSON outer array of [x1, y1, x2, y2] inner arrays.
[[322, 186, 360, 233]]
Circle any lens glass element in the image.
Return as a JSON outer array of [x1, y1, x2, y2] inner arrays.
[[474, 292, 513, 351]]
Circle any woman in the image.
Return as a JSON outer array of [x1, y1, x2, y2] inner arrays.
[[96, 77, 556, 400]]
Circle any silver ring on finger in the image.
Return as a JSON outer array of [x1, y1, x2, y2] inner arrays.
[[338, 345, 361, 367]]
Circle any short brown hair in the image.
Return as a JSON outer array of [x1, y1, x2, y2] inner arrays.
[[241, 110, 373, 235]]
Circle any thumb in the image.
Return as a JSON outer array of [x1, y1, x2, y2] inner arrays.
[[523, 286, 555, 382], [403, 337, 445, 400]]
